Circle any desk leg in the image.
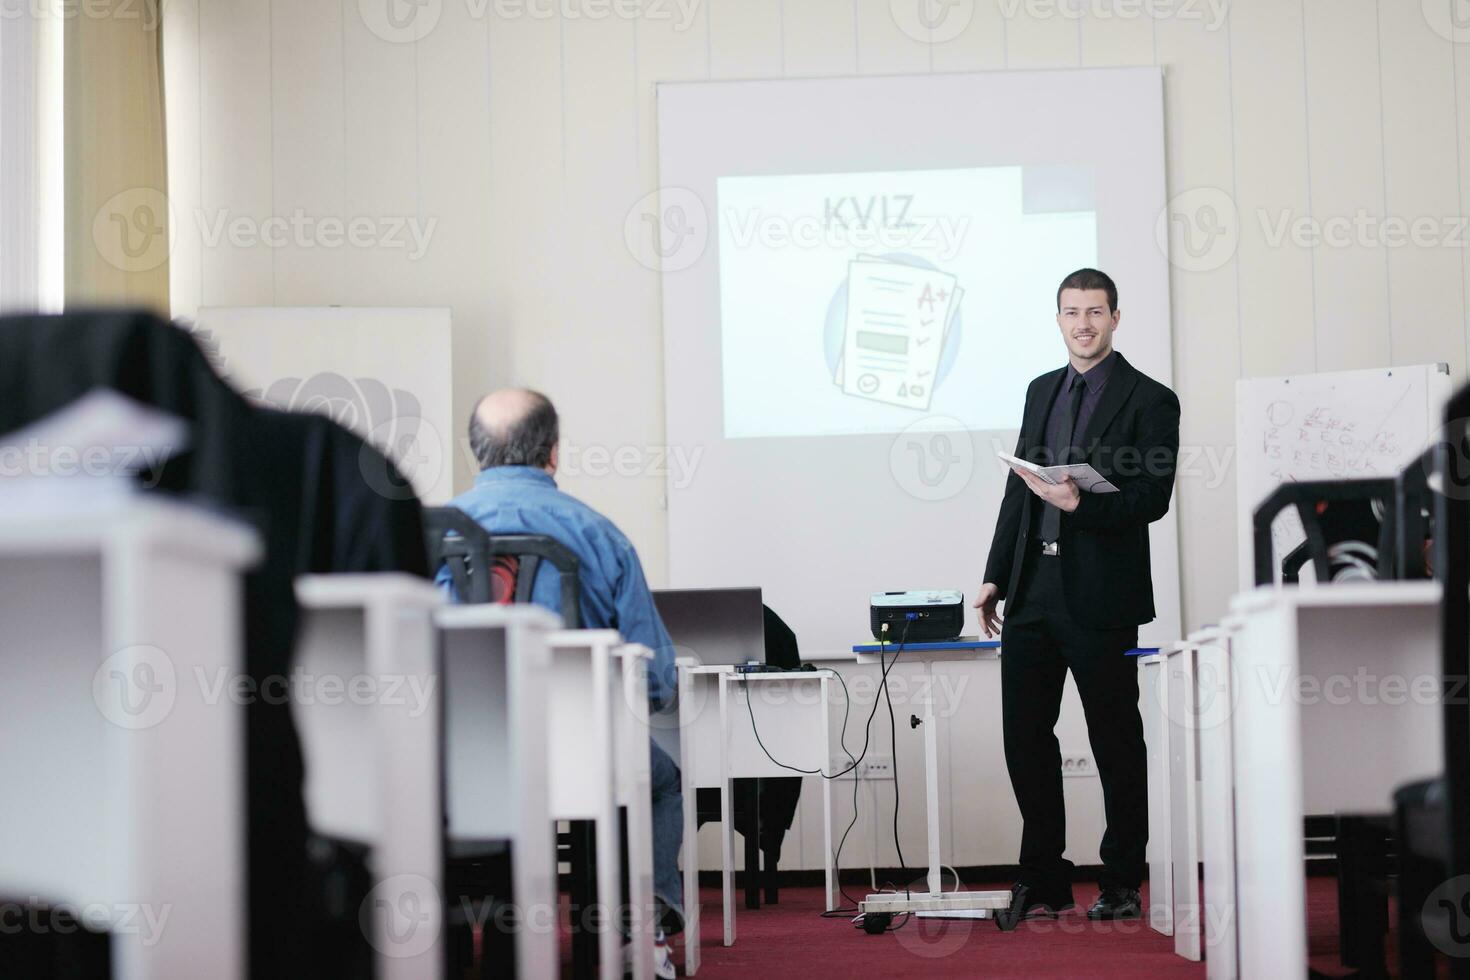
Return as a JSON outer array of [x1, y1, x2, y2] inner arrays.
[[743, 779, 761, 910], [821, 676, 836, 912], [596, 807, 622, 980], [625, 800, 655, 980], [823, 770, 835, 911], [719, 678, 736, 946], [1233, 614, 1309, 979], [1171, 650, 1202, 961], [1198, 643, 1237, 980], [923, 660, 942, 897], [678, 670, 700, 976], [1141, 658, 1174, 936]]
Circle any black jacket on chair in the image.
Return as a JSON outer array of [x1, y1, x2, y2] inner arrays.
[[982, 351, 1179, 629], [0, 310, 429, 980]]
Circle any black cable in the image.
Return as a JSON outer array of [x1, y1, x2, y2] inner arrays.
[[742, 644, 899, 914], [740, 620, 911, 918], [878, 622, 913, 931], [880, 629, 910, 876], [821, 670, 863, 914], [743, 652, 898, 779]]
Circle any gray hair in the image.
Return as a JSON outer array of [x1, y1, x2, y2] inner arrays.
[[468, 390, 559, 470]]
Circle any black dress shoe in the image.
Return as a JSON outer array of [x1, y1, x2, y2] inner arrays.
[[1087, 887, 1142, 920], [995, 881, 1075, 931]]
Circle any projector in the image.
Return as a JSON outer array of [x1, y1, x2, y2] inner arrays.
[[869, 590, 965, 642]]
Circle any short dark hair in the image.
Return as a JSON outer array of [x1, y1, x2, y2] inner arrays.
[[1056, 268, 1118, 313], [468, 390, 559, 470]]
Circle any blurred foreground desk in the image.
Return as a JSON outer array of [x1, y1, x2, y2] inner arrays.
[[1137, 649, 1172, 937], [294, 573, 445, 979], [436, 604, 560, 979], [609, 643, 657, 980], [0, 492, 259, 980], [851, 638, 1011, 926], [1228, 582, 1441, 978]]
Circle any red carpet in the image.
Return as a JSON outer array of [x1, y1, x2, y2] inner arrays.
[[674, 882, 1202, 979], [673, 877, 1385, 978]]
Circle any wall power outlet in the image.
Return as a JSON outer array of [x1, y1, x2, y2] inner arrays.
[[831, 755, 896, 780]]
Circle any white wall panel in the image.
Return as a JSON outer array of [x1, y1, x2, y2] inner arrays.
[[165, 0, 1470, 871]]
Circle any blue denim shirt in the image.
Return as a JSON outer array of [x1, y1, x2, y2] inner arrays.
[[435, 466, 676, 708]]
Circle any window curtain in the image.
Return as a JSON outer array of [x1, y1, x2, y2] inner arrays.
[[0, 4, 54, 313], [64, 0, 169, 315]]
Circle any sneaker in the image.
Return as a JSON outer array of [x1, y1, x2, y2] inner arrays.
[[622, 926, 677, 979], [654, 927, 676, 979]]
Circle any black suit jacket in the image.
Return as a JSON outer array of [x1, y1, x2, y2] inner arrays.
[[982, 351, 1180, 630]]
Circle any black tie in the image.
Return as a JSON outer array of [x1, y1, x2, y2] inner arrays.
[[1040, 376, 1086, 544]]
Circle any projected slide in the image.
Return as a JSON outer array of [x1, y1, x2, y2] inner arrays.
[[717, 165, 1096, 439]]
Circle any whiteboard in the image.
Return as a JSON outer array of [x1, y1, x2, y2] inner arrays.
[[190, 307, 453, 504], [656, 68, 1180, 657], [1234, 364, 1451, 587]]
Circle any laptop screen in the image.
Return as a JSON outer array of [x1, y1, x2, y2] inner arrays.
[[652, 587, 765, 667]]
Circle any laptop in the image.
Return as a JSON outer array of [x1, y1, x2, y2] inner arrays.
[[652, 587, 765, 667]]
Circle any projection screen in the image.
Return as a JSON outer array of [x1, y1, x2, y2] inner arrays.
[[655, 68, 1180, 658]]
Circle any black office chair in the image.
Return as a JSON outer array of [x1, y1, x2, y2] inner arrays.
[[1393, 406, 1470, 980], [1392, 446, 1440, 580], [423, 506, 581, 624], [1253, 479, 1396, 586], [424, 507, 604, 978], [0, 901, 111, 979]]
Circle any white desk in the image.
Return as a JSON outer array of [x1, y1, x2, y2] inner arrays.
[[609, 643, 657, 980], [293, 573, 445, 979], [851, 639, 1011, 922], [722, 668, 837, 912], [1229, 582, 1441, 978], [1147, 622, 1245, 972], [1163, 631, 1214, 963], [1196, 617, 1242, 980], [0, 493, 259, 980], [1138, 650, 1173, 937], [436, 603, 560, 980], [648, 659, 716, 950], [546, 629, 624, 980], [651, 662, 837, 951], [662, 658, 703, 972]]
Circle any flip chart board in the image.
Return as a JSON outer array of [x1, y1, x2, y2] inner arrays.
[[1235, 364, 1451, 587]]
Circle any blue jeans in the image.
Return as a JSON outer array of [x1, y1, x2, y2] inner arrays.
[[649, 737, 684, 930]]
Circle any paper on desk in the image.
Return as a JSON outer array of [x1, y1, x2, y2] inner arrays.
[[0, 388, 191, 509], [0, 387, 190, 477], [997, 451, 1119, 493]]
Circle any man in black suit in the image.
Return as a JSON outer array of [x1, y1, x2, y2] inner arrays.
[[974, 268, 1180, 927]]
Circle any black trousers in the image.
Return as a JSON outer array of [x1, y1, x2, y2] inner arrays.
[[1000, 544, 1148, 891]]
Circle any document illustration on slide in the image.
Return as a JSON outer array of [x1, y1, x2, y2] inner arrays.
[[834, 256, 964, 411], [716, 164, 1097, 438]]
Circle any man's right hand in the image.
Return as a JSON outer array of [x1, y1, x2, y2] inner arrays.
[[973, 582, 1003, 638]]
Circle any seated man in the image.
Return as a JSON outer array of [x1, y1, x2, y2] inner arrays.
[[435, 388, 682, 977]]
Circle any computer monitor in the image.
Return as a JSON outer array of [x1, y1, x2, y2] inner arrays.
[[652, 587, 765, 666]]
